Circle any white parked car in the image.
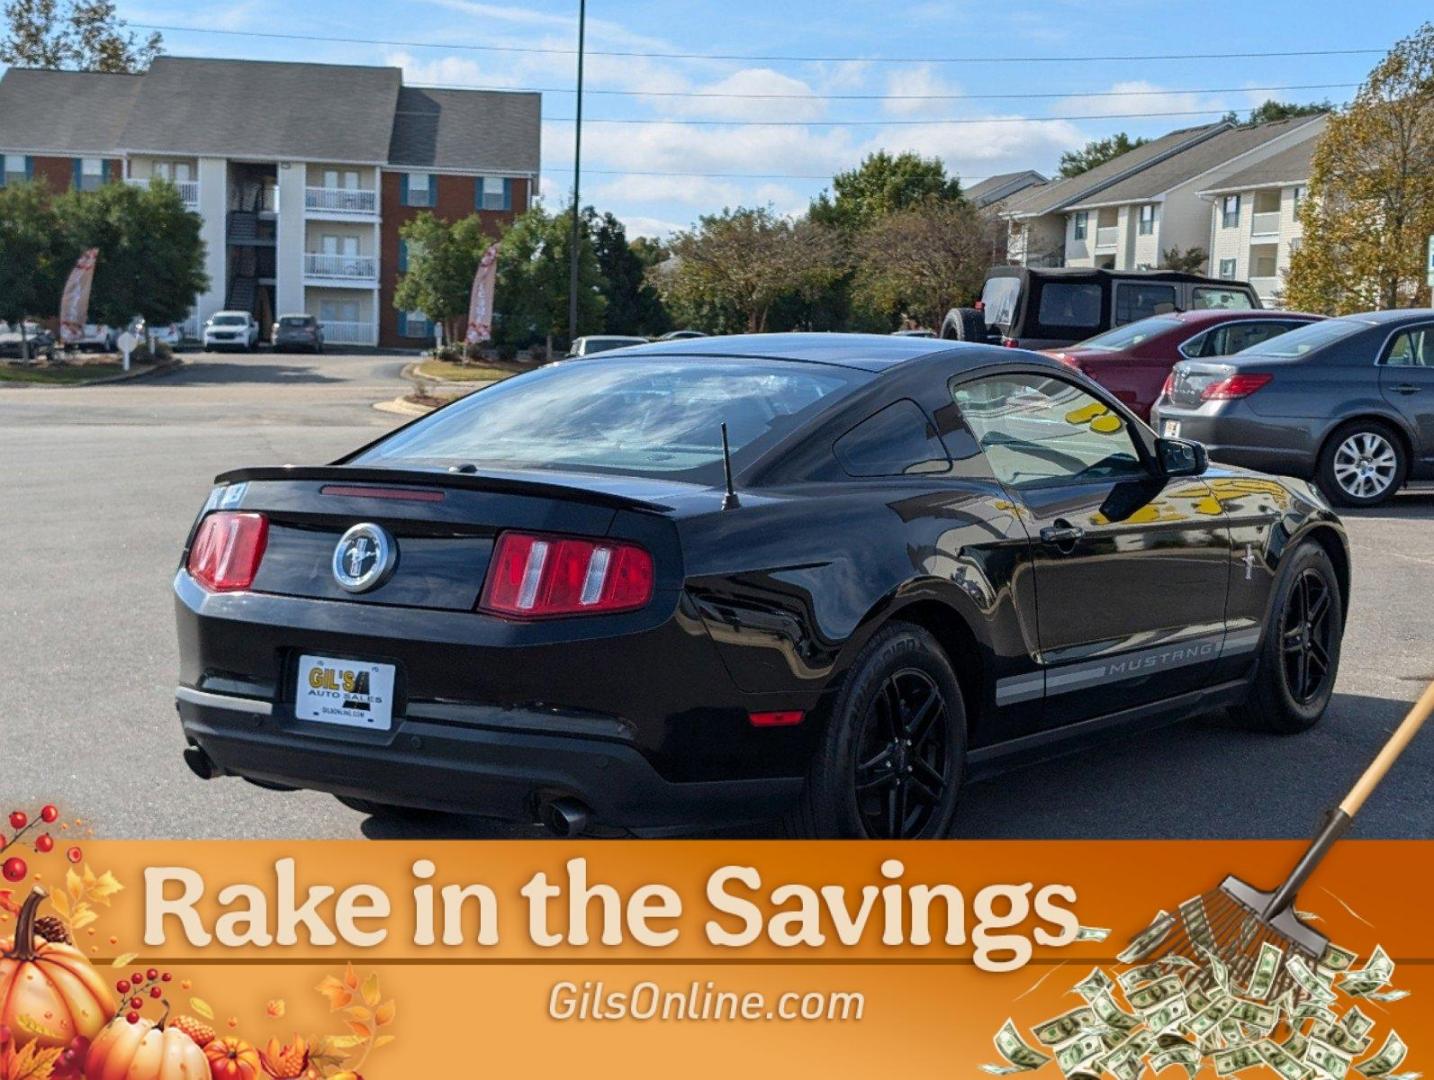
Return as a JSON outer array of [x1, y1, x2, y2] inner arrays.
[[69, 324, 119, 351], [130, 318, 184, 348], [202, 311, 260, 351], [565, 335, 650, 358]]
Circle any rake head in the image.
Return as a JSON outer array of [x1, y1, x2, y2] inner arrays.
[[1148, 876, 1328, 1004]]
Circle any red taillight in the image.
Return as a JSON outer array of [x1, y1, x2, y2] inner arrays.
[[973, 300, 985, 311], [187, 512, 268, 591], [479, 531, 654, 618], [1159, 372, 1176, 400], [1201, 373, 1273, 401], [1001, 337, 1018, 348], [749, 710, 804, 728]]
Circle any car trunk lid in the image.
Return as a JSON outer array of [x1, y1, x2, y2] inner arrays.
[[1167, 361, 1236, 408]]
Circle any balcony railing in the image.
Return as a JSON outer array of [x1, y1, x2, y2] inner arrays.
[[304, 253, 377, 280], [305, 187, 378, 216], [1094, 225, 1119, 249], [1248, 275, 1280, 298], [127, 176, 199, 207], [1250, 210, 1282, 236], [320, 320, 374, 345]]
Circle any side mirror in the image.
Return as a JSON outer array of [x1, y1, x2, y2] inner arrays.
[[1156, 437, 1208, 477]]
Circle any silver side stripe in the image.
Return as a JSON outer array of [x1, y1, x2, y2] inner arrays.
[[176, 686, 274, 715], [995, 627, 1262, 706]]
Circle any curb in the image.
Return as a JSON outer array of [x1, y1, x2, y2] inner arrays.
[[0, 357, 185, 389], [374, 396, 434, 417]]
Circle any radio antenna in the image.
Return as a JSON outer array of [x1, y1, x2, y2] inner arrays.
[[720, 423, 740, 510]]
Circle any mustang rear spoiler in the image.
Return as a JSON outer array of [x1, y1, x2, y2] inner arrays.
[[213, 465, 674, 514]]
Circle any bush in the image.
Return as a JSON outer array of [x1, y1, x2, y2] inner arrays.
[[130, 340, 173, 364]]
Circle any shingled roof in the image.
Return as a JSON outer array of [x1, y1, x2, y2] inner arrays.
[[388, 86, 542, 174], [0, 68, 143, 156], [1197, 135, 1321, 195]]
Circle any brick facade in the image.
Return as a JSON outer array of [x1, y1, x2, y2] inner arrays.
[[377, 172, 528, 348], [20, 155, 124, 193]]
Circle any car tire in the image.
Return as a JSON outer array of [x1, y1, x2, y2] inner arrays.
[[786, 622, 967, 839], [1317, 420, 1407, 508], [334, 795, 448, 821], [942, 307, 986, 342], [1231, 541, 1343, 734]]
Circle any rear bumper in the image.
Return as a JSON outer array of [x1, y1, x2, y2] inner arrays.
[[177, 686, 801, 835], [1151, 402, 1317, 478]]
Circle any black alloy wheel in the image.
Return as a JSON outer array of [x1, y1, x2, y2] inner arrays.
[[853, 669, 952, 839], [1281, 568, 1335, 706]]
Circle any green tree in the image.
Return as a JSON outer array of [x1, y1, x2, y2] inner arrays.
[[492, 205, 605, 353], [1224, 99, 1332, 126], [810, 151, 964, 233], [658, 206, 845, 333], [852, 198, 988, 329], [589, 210, 668, 336], [51, 178, 207, 335], [1162, 245, 1208, 273], [1058, 133, 1148, 178], [2, 0, 160, 71], [393, 212, 496, 346], [1286, 22, 1434, 312], [0, 181, 61, 358]]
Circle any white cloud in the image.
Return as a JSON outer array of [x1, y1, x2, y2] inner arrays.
[[383, 50, 521, 88], [666, 68, 826, 122], [881, 65, 965, 117], [618, 214, 686, 240], [1056, 80, 1234, 120]]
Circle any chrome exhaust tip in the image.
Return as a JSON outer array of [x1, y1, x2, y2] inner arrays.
[[542, 797, 591, 837]]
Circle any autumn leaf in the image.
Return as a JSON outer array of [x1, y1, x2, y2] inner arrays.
[[111, 952, 138, 968], [373, 1034, 396, 1049], [315, 975, 353, 1011], [190, 997, 215, 1020], [47, 891, 69, 920], [360, 972, 381, 1008], [65, 868, 84, 904], [0, 890, 19, 917], [3, 1041, 64, 1080], [86, 868, 124, 905], [344, 1020, 372, 1040], [70, 908, 98, 931], [373, 1000, 395, 1027], [321, 1035, 365, 1052], [342, 963, 359, 990], [265, 999, 286, 1019], [342, 1006, 371, 1025]]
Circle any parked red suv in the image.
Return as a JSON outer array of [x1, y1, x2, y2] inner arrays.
[[1043, 309, 1324, 421]]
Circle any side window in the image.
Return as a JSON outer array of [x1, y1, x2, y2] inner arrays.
[[951, 375, 1145, 491], [1035, 283, 1102, 332], [1384, 328, 1431, 368], [1179, 329, 1211, 358], [833, 400, 951, 477], [1192, 286, 1254, 310], [1114, 283, 1177, 323], [1218, 321, 1295, 354]]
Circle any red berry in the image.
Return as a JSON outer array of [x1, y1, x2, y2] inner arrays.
[[161, 972, 172, 982], [150, 986, 162, 999], [2, 857, 26, 882], [126, 1011, 140, 1024], [146, 968, 159, 981], [116, 980, 130, 994], [35, 834, 54, 853], [40, 805, 59, 823], [66, 845, 82, 863], [0, 833, 6, 847], [129, 997, 143, 1010], [131, 972, 143, 985], [8, 811, 26, 831]]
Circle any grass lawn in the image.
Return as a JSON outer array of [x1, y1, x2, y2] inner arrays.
[[0, 359, 155, 385], [413, 358, 529, 383]]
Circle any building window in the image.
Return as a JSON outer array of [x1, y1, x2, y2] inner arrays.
[[402, 173, 432, 207], [1218, 258, 1237, 279], [1288, 236, 1302, 255], [1221, 194, 1241, 229], [1, 154, 29, 187], [398, 310, 431, 338], [74, 157, 107, 192], [319, 299, 360, 325], [1291, 185, 1305, 207], [477, 176, 510, 211], [324, 168, 360, 190], [1072, 211, 1088, 240], [398, 238, 408, 273], [1137, 204, 1156, 236]]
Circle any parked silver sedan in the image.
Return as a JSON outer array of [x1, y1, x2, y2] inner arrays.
[[273, 314, 325, 353], [1152, 309, 1434, 507]]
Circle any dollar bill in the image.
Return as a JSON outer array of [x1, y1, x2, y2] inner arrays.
[[1056, 1033, 1107, 1076], [1228, 999, 1279, 1033], [984, 1019, 1053, 1075], [1145, 997, 1191, 1034], [1343, 1008, 1376, 1040], [1151, 1044, 1200, 1079], [1118, 911, 1176, 964], [1284, 1032, 1310, 1059], [1294, 1001, 1338, 1027], [1128, 975, 1185, 1014], [1188, 997, 1236, 1038], [1340, 947, 1394, 997], [1075, 925, 1112, 942], [1288, 955, 1339, 1005], [1200, 945, 1232, 993], [1033, 1007, 1099, 1047], [1179, 895, 1217, 952], [1355, 1032, 1407, 1078], [1361, 989, 1409, 1003], [1091, 991, 1141, 1035], [1307, 1037, 1354, 1079], [1245, 941, 1284, 1001], [1073, 967, 1114, 1002], [1259, 1038, 1313, 1080], [1312, 1021, 1373, 1056], [1320, 943, 1359, 973], [1214, 1045, 1264, 1075]]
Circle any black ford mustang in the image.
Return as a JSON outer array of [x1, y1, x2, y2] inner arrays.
[[174, 334, 1349, 838]]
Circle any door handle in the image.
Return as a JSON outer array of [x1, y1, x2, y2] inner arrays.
[[1390, 384, 1421, 394], [1040, 521, 1085, 548]]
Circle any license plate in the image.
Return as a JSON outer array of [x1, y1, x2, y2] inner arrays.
[[295, 655, 395, 730], [1163, 420, 1181, 438]]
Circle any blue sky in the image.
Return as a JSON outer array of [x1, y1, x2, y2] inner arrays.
[[109, 0, 1429, 237]]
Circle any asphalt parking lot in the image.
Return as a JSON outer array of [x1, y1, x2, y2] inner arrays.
[[2, 350, 1431, 840]]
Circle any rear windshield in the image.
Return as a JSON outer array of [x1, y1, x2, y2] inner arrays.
[[280, 317, 314, 327], [1191, 287, 1256, 310], [981, 277, 1021, 328], [1236, 318, 1365, 358], [353, 357, 871, 482], [1036, 283, 1102, 331], [1076, 316, 1182, 351]]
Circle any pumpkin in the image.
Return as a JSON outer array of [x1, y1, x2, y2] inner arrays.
[[0, 887, 115, 1050], [204, 1036, 261, 1080], [85, 1014, 209, 1080]]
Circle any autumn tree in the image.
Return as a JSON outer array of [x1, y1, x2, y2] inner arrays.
[[1, 0, 160, 71], [657, 207, 845, 334], [852, 199, 989, 329], [1059, 133, 1148, 178], [1286, 22, 1434, 313]]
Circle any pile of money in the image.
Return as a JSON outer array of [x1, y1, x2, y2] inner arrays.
[[983, 903, 1415, 1080]]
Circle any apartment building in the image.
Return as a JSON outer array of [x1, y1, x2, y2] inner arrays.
[[0, 57, 540, 348], [963, 169, 1047, 210], [1197, 138, 1318, 304], [1001, 115, 1326, 276]]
